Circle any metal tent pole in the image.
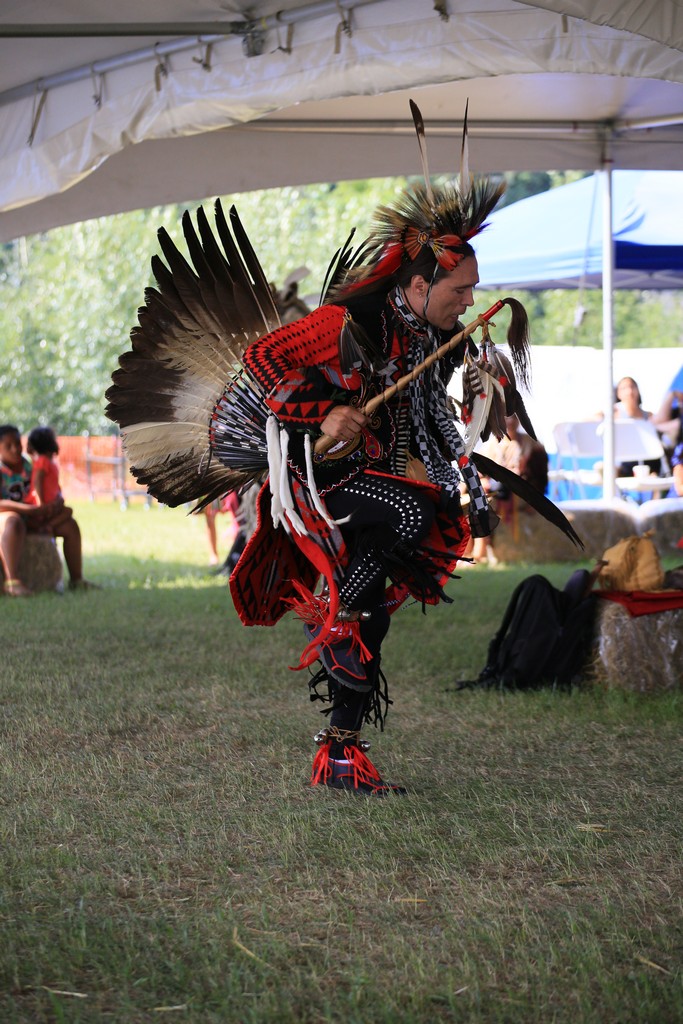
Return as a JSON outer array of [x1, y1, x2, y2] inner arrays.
[[601, 153, 615, 500]]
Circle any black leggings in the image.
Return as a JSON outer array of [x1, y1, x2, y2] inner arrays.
[[328, 579, 391, 742], [325, 473, 435, 611]]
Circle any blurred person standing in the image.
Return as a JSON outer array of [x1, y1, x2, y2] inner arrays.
[[652, 388, 683, 455]]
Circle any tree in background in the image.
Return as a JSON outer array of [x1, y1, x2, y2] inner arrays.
[[0, 209, 162, 434]]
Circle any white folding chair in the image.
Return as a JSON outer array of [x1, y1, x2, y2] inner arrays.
[[551, 421, 604, 499], [608, 418, 667, 470], [607, 419, 672, 501]]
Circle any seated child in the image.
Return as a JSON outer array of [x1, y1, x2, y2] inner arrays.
[[26, 426, 74, 531], [0, 424, 95, 595]]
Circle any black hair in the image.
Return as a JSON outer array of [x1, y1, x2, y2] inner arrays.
[[614, 376, 642, 407], [394, 241, 476, 288], [27, 426, 59, 456], [0, 424, 21, 442], [330, 237, 477, 306]]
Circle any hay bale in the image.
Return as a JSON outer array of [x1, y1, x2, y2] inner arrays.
[[491, 503, 581, 562], [1, 534, 63, 593], [491, 498, 637, 563], [559, 500, 639, 557], [592, 599, 683, 692]]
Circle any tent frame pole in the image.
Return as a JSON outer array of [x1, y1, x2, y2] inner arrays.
[[601, 145, 615, 501]]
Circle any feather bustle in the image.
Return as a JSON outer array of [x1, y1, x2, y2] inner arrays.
[[105, 199, 279, 507]]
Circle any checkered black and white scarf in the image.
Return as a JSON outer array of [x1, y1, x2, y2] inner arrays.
[[392, 287, 493, 536]]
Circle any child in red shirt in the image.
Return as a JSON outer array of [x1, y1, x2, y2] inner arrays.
[[26, 427, 73, 529], [27, 427, 63, 504]]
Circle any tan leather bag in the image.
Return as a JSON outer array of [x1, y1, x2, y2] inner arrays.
[[598, 531, 665, 592]]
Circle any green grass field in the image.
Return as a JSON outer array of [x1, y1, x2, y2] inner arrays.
[[1, 501, 681, 1023]]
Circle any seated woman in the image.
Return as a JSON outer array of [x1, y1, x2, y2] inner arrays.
[[612, 376, 652, 422], [605, 376, 661, 478], [0, 424, 95, 596]]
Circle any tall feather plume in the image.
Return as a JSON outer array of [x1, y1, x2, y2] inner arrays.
[[331, 98, 505, 301], [410, 99, 434, 207], [459, 98, 470, 192], [105, 199, 278, 508]]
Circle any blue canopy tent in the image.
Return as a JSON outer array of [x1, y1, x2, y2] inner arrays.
[[475, 171, 683, 291], [474, 170, 683, 498]]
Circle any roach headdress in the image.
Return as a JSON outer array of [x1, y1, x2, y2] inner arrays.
[[330, 100, 505, 301]]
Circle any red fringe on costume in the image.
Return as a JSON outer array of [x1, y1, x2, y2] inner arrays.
[[311, 741, 383, 787], [285, 580, 373, 671]]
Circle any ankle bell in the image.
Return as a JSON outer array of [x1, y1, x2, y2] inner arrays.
[[313, 727, 370, 751], [336, 605, 372, 623]]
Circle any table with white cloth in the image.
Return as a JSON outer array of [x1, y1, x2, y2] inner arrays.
[[615, 475, 674, 500]]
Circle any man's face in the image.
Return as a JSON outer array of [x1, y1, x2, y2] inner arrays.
[[0, 431, 23, 470], [419, 256, 479, 331]]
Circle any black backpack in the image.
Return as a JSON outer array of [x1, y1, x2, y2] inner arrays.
[[462, 572, 598, 690]]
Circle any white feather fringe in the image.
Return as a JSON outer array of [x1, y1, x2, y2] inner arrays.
[[278, 428, 307, 537], [463, 371, 493, 456], [266, 414, 288, 532], [302, 434, 350, 528]]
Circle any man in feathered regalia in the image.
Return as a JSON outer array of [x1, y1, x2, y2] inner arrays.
[[106, 103, 578, 796]]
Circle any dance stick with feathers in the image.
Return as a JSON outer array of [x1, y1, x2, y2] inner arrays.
[[313, 297, 514, 456], [311, 301, 582, 548]]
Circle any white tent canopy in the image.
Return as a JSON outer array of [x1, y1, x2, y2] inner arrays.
[[1, 0, 683, 243]]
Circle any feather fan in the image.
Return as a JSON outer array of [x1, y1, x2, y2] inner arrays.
[[472, 452, 583, 549], [105, 200, 277, 508]]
